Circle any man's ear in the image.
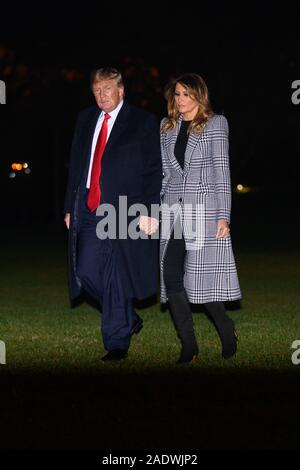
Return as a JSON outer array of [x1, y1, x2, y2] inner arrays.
[[119, 85, 125, 99]]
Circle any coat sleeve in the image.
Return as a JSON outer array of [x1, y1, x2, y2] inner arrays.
[[141, 114, 163, 215], [63, 112, 82, 214], [160, 118, 171, 199], [211, 115, 232, 223]]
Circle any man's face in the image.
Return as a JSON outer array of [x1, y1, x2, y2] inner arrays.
[[92, 78, 124, 112]]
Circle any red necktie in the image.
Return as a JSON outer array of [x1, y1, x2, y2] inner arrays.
[[87, 112, 111, 212]]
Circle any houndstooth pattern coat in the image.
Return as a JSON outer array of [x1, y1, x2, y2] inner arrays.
[[160, 114, 242, 304]]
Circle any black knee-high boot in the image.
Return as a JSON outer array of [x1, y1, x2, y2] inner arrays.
[[167, 290, 199, 363], [204, 302, 237, 359]]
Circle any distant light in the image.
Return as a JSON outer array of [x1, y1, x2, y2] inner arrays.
[[22, 162, 28, 169], [9, 171, 16, 178], [235, 183, 251, 194], [24, 168, 31, 174], [11, 163, 23, 171]]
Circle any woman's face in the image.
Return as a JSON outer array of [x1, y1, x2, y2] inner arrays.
[[174, 82, 199, 120]]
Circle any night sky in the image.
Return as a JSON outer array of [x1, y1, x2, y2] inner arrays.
[[1, 1, 299, 226]]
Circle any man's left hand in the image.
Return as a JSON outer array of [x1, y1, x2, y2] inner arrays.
[[139, 216, 159, 236]]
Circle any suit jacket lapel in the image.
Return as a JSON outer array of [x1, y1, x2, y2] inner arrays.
[[81, 102, 130, 178], [103, 101, 130, 156], [81, 106, 101, 176]]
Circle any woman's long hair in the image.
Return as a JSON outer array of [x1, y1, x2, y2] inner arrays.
[[161, 73, 214, 134]]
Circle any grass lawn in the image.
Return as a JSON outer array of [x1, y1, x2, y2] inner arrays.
[[0, 227, 300, 449]]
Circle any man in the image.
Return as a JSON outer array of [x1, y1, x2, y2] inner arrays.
[[64, 67, 162, 361]]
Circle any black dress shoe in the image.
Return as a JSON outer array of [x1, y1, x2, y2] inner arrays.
[[101, 349, 128, 361], [130, 317, 143, 335]]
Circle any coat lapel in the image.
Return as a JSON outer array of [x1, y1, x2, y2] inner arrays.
[[81, 102, 130, 175], [102, 101, 130, 156], [183, 128, 205, 173], [81, 106, 101, 176], [165, 115, 183, 175], [165, 114, 205, 175]]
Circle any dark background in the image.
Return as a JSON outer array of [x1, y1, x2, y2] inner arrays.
[[0, 1, 299, 235]]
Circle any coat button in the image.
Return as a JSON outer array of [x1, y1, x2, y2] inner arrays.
[[179, 197, 182, 203]]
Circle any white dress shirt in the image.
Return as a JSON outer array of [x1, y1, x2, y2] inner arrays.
[[86, 99, 124, 188]]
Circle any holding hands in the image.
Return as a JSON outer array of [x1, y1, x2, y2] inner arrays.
[[139, 216, 159, 236]]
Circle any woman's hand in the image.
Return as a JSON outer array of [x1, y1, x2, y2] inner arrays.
[[64, 213, 70, 230], [139, 216, 159, 236], [216, 219, 230, 238]]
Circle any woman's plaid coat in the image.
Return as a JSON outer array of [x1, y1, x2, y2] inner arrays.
[[160, 114, 242, 304]]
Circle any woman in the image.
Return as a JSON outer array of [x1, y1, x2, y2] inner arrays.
[[160, 73, 241, 363]]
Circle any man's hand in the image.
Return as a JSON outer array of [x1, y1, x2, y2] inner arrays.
[[64, 213, 71, 230], [139, 216, 159, 236], [216, 219, 230, 238]]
